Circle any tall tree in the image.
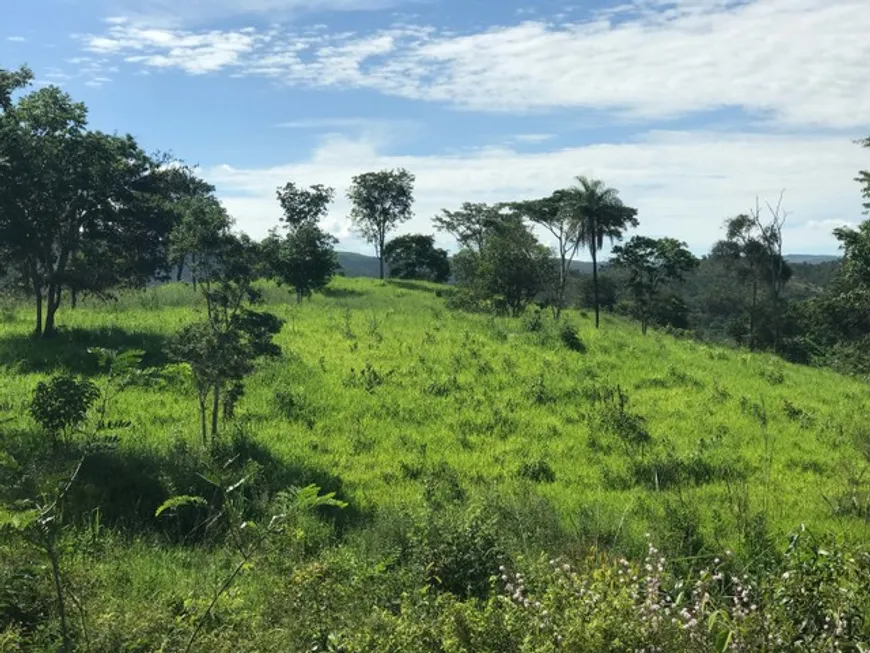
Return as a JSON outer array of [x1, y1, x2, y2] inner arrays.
[[169, 195, 233, 291], [433, 202, 507, 254], [348, 168, 415, 279], [383, 234, 450, 283], [0, 75, 182, 337], [711, 198, 791, 352], [611, 236, 698, 335], [264, 181, 338, 302], [565, 177, 639, 329], [510, 190, 577, 319]]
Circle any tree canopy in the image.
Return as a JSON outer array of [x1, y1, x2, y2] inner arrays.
[[348, 169, 415, 280], [383, 234, 450, 283]]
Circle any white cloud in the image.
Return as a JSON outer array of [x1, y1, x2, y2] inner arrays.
[[204, 130, 868, 256], [6, 36, 27, 42], [99, 0, 407, 28], [513, 134, 555, 144], [80, 0, 870, 128], [85, 25, 259, 74]]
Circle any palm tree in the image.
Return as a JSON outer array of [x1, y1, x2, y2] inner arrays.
[[568, 176, 639, 328]]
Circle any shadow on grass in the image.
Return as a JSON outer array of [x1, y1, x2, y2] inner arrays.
[[386, 279, 447, 294], [0, 327, 169, 376], [2, 428, 359, 544], [321, 286, 367, 299]]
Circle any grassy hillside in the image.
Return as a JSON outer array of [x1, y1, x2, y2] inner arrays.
[[1, 278, 869, 650]]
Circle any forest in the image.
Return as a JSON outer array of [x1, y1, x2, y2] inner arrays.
[[2, 64, 870, 652]]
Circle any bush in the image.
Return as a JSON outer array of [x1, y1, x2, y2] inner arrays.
[[559, 322, 586, 353], [29, 374, 99, 440], [516, 459, 556, 483]]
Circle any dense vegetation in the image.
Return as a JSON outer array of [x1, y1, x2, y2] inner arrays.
[[3, 63, 870, 651]]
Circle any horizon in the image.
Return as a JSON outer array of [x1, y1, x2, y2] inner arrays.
[[3, 0, 869, 257]]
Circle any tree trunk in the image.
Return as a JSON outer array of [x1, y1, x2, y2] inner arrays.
[[211, 384, 221, 444], [296, 288, 302, 304], [378, 255, 384, 280], [48, 544, 69, 653], [749, 279, 757, 351], [176, 257, 185, 282], [591, 246, 600, 329], [71, 288, 77, 310], [198, 393, 208, 448], [43, 284, 61, 338], [33, 278, 43, 338]]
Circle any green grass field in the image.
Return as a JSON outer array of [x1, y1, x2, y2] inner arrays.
[[2, 277, 869, 651]]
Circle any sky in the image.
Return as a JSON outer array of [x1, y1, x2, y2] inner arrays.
[[3, 0, 870, 257]]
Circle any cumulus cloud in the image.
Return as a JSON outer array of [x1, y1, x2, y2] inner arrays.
[[204, 130, 867, 256], [79, 0, 870, 128]]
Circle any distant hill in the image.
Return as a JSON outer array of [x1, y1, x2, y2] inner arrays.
[[336, 251, 382, 278], [784, 254, 840, 264]]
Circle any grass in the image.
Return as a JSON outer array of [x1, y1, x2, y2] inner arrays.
[[2, 277, 869, 650], [2, 277, 868, 547]]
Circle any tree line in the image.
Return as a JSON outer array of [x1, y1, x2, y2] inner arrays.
[[3, 64, 870, 377]]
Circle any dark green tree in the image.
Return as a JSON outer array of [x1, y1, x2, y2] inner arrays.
[[263, 181, 338, 302], [433, 202, 507, 254], [564, 177, 639, 329], [168, 195, 233, 291], [0, 69, 187, 336], [510, 190, 578, 319], [348, 169, 415, 279], [711, 199, 791, 351], [383, 234, 450, 283], [611, 236, 698, 335], [453, 216, 555, 317], [857, 136, 870, 214]]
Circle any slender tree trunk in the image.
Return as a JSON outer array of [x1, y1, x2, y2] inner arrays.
[[749, 279, 757, 351], [211, 384, 220, 443], [591, 246, 600, 329], [378, 255, 384, 280], [296, 288, 302, 304], [176, 257, 185, 282], [198, 393, 208, 448], [71, 288, 77, 310], [33, 278, 43, 338], [48, 544, 70, 653]]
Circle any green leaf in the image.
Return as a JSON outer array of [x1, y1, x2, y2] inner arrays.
[[0, 507, 39, 532], [155, 495, 207, 518]]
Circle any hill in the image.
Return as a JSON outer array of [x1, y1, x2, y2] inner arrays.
[[1, 278, 868, 650]]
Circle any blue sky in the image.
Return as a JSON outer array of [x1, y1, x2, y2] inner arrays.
[[3, 0, 870, 256]]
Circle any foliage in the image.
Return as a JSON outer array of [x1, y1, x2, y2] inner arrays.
[[383, 234, 450, 283], [0, 69, 204, 337], [348, 168, 415, 279], [29, 375, 99, 440], [611, 236, 698, 335], [563, 176, 639, 328]]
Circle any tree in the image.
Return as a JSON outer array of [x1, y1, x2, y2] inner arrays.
[[711, 198, 791, 351], [454, 217, 555, 316], [383, 234, 450, 283], [169, 195, 233, 291], [263, 181, 339, 302], [857, 137, 870, 215], [168, 232, 283, 447], [347, 168, 415, 279], [611, 236, 698, 335], [0, 71, 186, 337], [510, 190, 578, 319], [433, 202, 507, 254], [565, 177, 639, 329], [263, 224, 339, 303]]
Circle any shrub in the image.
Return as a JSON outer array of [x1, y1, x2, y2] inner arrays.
[[559, 322, 586, 353], [29, 374, 99, 440], [516, 459, 556, 483]]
